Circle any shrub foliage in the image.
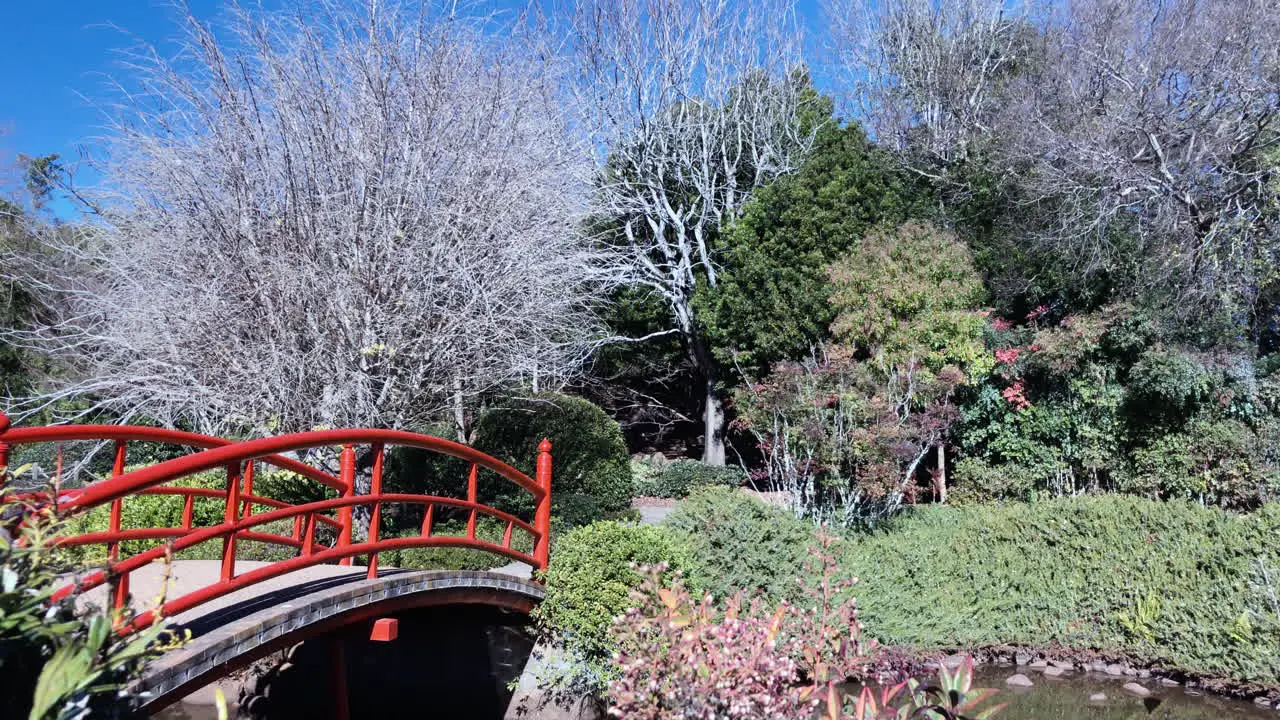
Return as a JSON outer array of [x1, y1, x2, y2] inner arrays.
[[842, 496, 1280, 684]]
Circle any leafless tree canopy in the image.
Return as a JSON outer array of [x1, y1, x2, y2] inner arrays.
[[559, 0, 816, 463], [826, 0, 1280, 320], [6, 1, 609, 434]]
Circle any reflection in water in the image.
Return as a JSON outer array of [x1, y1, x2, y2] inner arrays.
[[153, 703, 224, 720], [969, 666, 1272, 720], [157, 665, 1272, 720]]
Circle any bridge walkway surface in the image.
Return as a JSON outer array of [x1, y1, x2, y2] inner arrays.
[[75, 559, 540, 714]]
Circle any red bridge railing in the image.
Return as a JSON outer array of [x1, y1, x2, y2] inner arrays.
[[0, 413, 551, 634]]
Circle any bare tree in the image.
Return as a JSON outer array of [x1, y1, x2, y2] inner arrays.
[[4, 0, 610, 437], [826, 0, 1280, 325], [826, 0, 1046, 171], [559, 0, 817, 464]]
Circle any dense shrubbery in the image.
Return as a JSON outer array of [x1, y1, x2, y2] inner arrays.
[[842, 496, 1280, 684], [1, 495, 172, 720], [377, 516, 534, 572], [664, 487, 812, 603], [61, 468, 327, 564], [733, 223, 986, 525], [632, 458, 744, 499], [956, 304, 1280, 507], [533, 521, 693, 666], [473, 394, 634, 526], [387, 394, 633, 529]]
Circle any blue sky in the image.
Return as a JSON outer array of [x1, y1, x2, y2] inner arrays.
[[0, 1, 829, 215]]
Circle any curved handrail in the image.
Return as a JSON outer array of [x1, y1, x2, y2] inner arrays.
[[57, 429, 542, 513], [53, 493, 542, 623], [2, 425, 343, 491], [0, 414, 554, 632]]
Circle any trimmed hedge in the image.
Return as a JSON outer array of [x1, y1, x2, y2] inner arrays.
[[535, 521, 694, 661], [841, 497, 1280, 684], [472, 394, 634, 527], [633, 459, 745, 499], [664, 487, 812, 604], [385, 394, 634, 529]]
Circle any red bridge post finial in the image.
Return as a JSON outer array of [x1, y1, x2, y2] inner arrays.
[[532, 439, 553, 570], [0, 410, 11, 488]]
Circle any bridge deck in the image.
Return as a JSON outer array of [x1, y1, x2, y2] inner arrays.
[[72, 559, 534, 635], [100, 560, 544, 712]]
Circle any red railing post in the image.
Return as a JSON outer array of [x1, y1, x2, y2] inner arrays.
[[532, 439, 552, 570], [0, 411, 11, 490], [336, 444, 356, 566], [221, 462, 242, 582], [465, 463, 478, 540], [240, 460, 256, 520], [366, 444, 384, 580], [108, 440, 129, 612]]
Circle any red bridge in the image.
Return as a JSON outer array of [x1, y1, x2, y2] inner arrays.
[[0, 413, 553, 716]]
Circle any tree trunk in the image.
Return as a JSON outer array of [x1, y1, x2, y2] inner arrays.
[[935, 443, 947, 503], [702, 372, 726, 466], [671, 290, 727, 466], [452, 374, 468, 444]]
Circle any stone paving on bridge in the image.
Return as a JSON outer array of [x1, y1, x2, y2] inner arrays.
[[73, 558, 535, 631]]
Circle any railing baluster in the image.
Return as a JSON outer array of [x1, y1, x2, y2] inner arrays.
[[220, 462, 242, 582], [366, 443, 385, 580], [421, 503, 434, 537], [465, 463, 478, 540], [533, 439, 553, 570], [302, 513, 317, 556], [336, 444, 356, 566], [54, 443, 64, 492], [240, 460, 256, 520], [0, 412, 9, 489], [108, 440, 129, 614], [181, 494, 195, 529], [502, 519, 514, 549]]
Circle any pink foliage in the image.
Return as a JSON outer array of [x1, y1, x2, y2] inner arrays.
[[993, 347, 1022, 365], [1001, 380, 1031, 410]]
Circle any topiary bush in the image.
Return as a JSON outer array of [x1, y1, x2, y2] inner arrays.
[[664, 487, 813, 604], [534, 520, 694, 665], [471, 393, 634, 528], [633, 459, 745, 499], [841, 496, 1280, 685]]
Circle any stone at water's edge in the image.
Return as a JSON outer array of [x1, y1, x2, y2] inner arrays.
[[1042, 665, 1065, 677], [1006, 674, 1034, 687], [1122, 682, 1151, 697], [1104, 663, 1126, 676], [1088, 693, 1107, 702], [504, 642, 604, 720]]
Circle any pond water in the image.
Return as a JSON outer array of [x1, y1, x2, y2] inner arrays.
[[968, 666, 1274, 720], [154, 665, 1276, 719]]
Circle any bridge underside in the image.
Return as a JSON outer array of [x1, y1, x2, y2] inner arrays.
[[132, 567, 544, 714]]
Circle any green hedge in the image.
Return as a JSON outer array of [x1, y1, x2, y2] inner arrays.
[[842, 497, 1280, 684], [60, 467, 335, 565], [535, 521, 694, 662], [633, 459, 745, 499], [385, 394, 634, 529], [664, 486, 813, 604]]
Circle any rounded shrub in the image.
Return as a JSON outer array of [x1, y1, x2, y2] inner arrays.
[[634, 459, 745, 499], [535, 520, 693, 662], [472, 393, 634, 528], [664, 486, 813, 604]]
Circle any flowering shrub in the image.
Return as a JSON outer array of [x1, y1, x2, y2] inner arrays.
[[733, 347, 964, 525], [606, 533, 1003, 720]]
